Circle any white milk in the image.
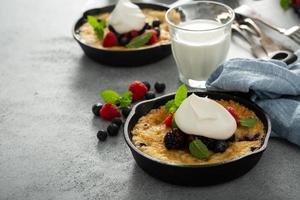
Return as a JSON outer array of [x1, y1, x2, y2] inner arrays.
[[172, 19, 230, 83]]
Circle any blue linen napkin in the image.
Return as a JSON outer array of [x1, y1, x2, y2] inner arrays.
[[206, 50, 300, 146]]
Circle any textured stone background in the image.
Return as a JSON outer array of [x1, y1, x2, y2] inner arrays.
[[0, 0, 299, 199]]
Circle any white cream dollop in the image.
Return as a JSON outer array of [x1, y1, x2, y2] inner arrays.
[[107, 0, 146, 34], [174, 94, 237, 140]]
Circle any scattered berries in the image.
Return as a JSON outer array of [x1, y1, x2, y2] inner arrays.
[[227, 106, 239, 123], [107, 123, 120, 136], [164, 129, 187, 149], [163, 113, 173, 127], [100, 103, 121, 121], [147, 30, 158, 45], [142, 81, 151, 91], [152, 19, 160, 27], [154, 82, 166, 93], [212, 141, 228, 153], [92, 103, 102, 116], [112, 118, 122, 127], [121, 107, 132, 118], [97, 130, 108, 141], [103, 31, 118, 47], [128, 80, 148, 101], [145, 92, 156, 100]]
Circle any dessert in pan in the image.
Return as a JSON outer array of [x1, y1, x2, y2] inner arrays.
[[78, 0, 171, 49], [132, 85, 265, 165]]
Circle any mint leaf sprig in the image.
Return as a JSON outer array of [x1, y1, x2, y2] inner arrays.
[[126, 32, 152, 48], [189, 139, 209, 160], [87, 15, 106, 40], [100, 90, 132, 108], [239, 117, 257, 128], [165, 84, 188, 113], [280, 0, 291, 10]]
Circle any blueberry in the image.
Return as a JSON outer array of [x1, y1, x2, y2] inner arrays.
[[200, 137, 216, 150], [121, 107, 131, 118], [97, 130, 108, 141], [145, 92, 156, 100], [142, 81, 151, 90], [154, 82, 166, 93], [112, 118, 122, 127], [92, 103, 102, 116], [154, 27, 160, 38], [212, 141, 228, 153], [107, 123, 120, 136], [152, 19, 160, 27], [119, 35, 130, 46]]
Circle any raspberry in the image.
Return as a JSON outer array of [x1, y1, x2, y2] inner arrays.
[[128, 80, 148, 101], [227, 106, 239, 123], [99, 103, 121, 121], [103, 31, 118, 47], [163, 113, 173, 127], [292, 0, 300, 6], [147, 30, 158, 45]]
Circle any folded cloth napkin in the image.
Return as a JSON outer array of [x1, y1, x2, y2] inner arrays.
[[206, 50, 300, 146]]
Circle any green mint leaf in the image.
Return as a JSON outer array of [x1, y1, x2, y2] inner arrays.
[[280, 0, 291, 10], [165, 99, 177, 113], [87, 16, 106, 39], [119, 91, 132, 108], [126, 32, 152, 48], [239, 118, 257, 128], [100, 90, 120, 104], [189, 139, 209, 160], [174, 84, 188, 107]]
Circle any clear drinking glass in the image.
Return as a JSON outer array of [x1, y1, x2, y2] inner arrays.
[[166, 1, 235, 88]]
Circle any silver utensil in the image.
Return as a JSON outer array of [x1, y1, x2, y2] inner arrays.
[[235, 5, 300, 45], [240, 18, 298, 64], [232, 22, 267, 59]]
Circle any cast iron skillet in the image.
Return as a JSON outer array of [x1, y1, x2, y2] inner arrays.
[[124, 91, 271, 186], [73, 3, 171, 66]]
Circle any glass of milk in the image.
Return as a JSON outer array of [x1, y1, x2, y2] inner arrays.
[[166, 1, 235, 88]]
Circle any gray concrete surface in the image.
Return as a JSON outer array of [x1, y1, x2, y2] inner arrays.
[[0, 0, 300, 199]]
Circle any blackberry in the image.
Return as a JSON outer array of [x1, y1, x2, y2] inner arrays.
[[142, 81, 151, 90], [112, 118, 122, 127], [92, 103, 102, 116], [164, 129, 187, 149], [212, 141, 228, 153], [145, 92, 156, 100], [97, 130, 108, 141]]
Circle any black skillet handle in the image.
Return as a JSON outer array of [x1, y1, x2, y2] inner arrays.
[[270, 50, 298, 65]]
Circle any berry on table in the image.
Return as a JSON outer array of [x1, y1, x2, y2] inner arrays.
[[121, 107, 131, 118], [145, 92, 156, 100], [99, 103, 121, 121], [103, 31, 118, 47], [97, 130, 108, 141], [142, 81, 151, 90], [107, 123, 120, 136], [164, 129, 187, 149], [154, 82, 166, 93], [112, 118, 123, 127], [128, 80, 148, 101], [92, 103, 102, 116]]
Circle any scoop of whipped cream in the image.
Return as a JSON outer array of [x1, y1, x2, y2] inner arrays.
[[174, 94, 237, 140], [107, 0, 146, 34]]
